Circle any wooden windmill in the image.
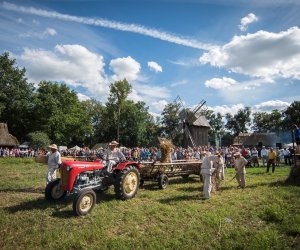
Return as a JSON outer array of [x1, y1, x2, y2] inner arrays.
[[172, 96, 210, 147]]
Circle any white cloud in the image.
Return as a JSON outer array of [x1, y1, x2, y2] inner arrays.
[[208, 104, 245, 116], [134, 83, 170, 99], [147, 61, 162, 73], [45, 27, 57, 36], [170, 80, 188, 87], [18, 44, 109, 96], [128, 83, 170, 114], [110, 56, 141, 82], [168, 58, 201, 67], [77, 93, 91, 101], [253, 100, 290, 112], [208, 100, 290, 118], [200, 27, 300, 80], [19, 27, 57, 39], [239, 13, 258, 31], [152, 100, 168, 112], [204, 77, 237, 89], [2, 1, 215, 50]]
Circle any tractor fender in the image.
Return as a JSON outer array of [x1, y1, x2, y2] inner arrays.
[[114, 161, 141, 171]]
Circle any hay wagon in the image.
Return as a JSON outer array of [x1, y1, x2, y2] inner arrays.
[[139, 160, 202, 189]]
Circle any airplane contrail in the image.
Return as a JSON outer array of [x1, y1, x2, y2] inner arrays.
[[2, 1, 216, 50]]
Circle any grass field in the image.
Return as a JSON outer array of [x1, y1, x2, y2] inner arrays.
[[0, 158, 300, 250]]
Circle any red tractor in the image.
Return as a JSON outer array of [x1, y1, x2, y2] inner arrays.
[[45, 160, 140, 216]]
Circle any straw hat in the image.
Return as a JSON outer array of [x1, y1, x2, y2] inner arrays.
[[48, 144, 58, 150], [109, 140, 119, 146]]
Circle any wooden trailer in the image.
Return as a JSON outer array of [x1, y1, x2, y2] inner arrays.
[[139, 160, 202, 189]]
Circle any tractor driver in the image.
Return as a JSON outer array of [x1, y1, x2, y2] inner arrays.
[[104, 141, 126, 172]]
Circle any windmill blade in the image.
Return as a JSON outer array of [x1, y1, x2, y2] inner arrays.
[[192, 100, 206, 114], [188, 100, 207, 122]]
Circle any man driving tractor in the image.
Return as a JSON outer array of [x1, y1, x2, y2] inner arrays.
[[104, 141, 126, 172]]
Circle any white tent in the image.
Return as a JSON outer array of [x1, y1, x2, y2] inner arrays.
[[283, 143, 295, 148], [70, 145, 81, 151], [59, 146, 67, 151]]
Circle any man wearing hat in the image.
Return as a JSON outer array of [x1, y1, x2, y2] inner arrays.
[[200, 151, 216, 199], [233, 152, 248, 188], [104, 141, 126, 173], [46, 144, 62, 184]]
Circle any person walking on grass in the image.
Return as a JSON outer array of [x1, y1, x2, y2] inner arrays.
[[46, 144, 61, 184], [200, 151, 215, 199], [266, 147, 277, 173], [233, 152, 247, 188]]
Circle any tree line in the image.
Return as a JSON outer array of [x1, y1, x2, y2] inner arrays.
[[1, 52, 299, 148]]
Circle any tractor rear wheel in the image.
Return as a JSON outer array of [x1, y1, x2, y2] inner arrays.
[[73, 189, 96, 216], [115, 165, 140, 200], [158, 174, 169, 189], [45, 179, 66, 201]]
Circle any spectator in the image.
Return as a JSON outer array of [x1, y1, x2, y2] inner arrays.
[[266, 147, 276, 173], [261, 146, 269, 167], [283, 148, 291, 165], [251, 147, 259, 167]]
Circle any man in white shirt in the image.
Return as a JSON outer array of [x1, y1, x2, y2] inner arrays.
[[200, 152, 216, 199], [46, 144, 61, 184], [260, 146, 269, 167], [251, 147, 259, 167], [104, 141, 126, 172]]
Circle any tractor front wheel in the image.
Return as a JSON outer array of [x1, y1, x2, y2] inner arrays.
[[115, 165, 140, 200], [73, 189, 96, 216], [158, 174, 169, 189], [45, 179, 66, 201]]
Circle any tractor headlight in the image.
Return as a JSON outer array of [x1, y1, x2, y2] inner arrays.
[[66, 166, 72, 171]]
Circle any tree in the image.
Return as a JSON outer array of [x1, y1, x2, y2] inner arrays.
[[0, 52, 35, 141], [97, 79, 156, 147], [252, 112, 269, 132], [27, 131, 51, 150], [108, 79, 132, 142], [32, 81, 92, 146], [161, 102, 181, 140], [253, 110, 284, 132], [81, 99, 104, 146], [119, 101, 153, 147], [225, 107, 251, 136], [208, 112, 224, 146], [284, 101, 300, 128]]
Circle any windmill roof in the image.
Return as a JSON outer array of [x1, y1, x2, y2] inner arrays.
[[192, 116, 210, 127]]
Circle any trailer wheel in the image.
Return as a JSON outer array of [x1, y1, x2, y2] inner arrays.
[[182, 174, 189, 179], [139, 179, 144, 188], [158, 174, 169, 189], [115, 165, 140, 200], [45, 179, 66, 201], [73, 189, 96, 216]]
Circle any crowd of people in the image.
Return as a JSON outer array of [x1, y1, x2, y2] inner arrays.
[[1, 144, 296, 168], [0, 147, 35, 157]]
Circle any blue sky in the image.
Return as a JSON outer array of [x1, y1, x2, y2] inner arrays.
[[1, 0, 300, 116]]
